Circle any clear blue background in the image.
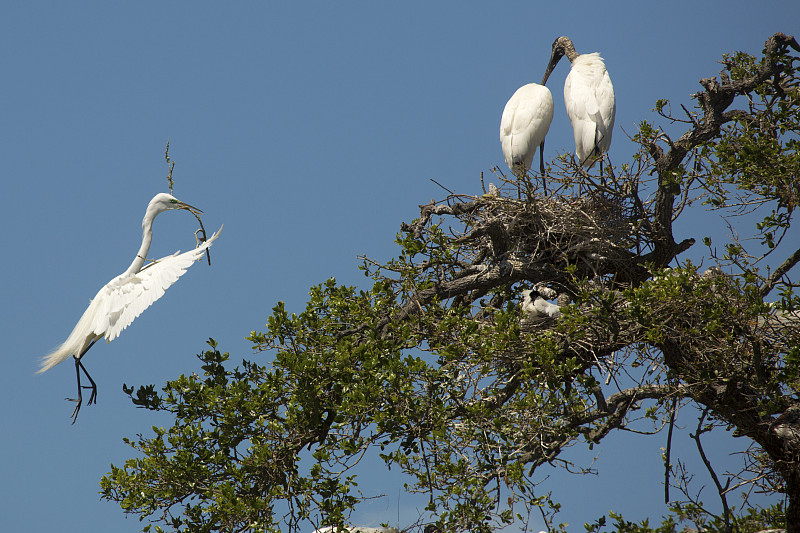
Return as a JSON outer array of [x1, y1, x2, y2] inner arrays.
[[2, 2, 797, 531]]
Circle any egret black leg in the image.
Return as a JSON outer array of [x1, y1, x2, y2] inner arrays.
[[539, 140, 546, 176], [66, 340, 99, 424], [599, 158, 606, 187], [539, 140, 548, 194], [79, 360, 98, 405], [67, 356, 85, 423]]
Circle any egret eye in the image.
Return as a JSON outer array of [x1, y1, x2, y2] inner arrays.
[[170, 199, 178, 204]]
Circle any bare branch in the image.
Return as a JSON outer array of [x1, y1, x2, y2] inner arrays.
[[760, 246, 800, 298]]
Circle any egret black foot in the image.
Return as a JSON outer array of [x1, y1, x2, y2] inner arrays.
[[85, 383, 98, 406], [66, 396, 83, 424]]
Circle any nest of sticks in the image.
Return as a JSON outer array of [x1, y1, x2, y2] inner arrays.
[[412, 176, 645, 282]]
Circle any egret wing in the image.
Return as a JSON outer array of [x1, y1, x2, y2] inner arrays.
[[594, 71, 616, 151], [93, 228, 221, 342], [564, 86, 596, 162], [500, 84, 553, 170], [564, 68, 588, 121], [565, 54, 616, 163]]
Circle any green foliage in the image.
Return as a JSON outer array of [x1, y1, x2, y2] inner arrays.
[[101, 276, 604, 532], [583, 501, 786, 533], [102, 278, 432, 532], [703, 49, 800, 257]]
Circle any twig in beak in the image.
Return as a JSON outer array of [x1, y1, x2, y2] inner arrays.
[[191, 212, 211, 266]]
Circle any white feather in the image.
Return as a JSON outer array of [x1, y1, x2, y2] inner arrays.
[[521, 289, 561, 319], [38, 227, 221, 373], [563, 52, 615, 168], [500, 83, 554, 175]]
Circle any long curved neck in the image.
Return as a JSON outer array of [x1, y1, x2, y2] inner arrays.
[[563, 39, 579, 63], [123, 215, 155, 276]]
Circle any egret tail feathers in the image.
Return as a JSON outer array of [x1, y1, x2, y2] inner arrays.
[[38, 333, 98, 374], [38, 296, 103, 373], [38, 343, 73, 374]]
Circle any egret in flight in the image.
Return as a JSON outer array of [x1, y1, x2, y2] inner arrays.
[[542, 36, 615, 170], [38, 193, 221, 423], [500, 76, 554, 189]]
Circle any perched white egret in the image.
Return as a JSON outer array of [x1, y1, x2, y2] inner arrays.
[[38, 193, 221, 423], [500, 80, 554, 188], [521, 288, 561, 319], [541, 36, 615, 170]]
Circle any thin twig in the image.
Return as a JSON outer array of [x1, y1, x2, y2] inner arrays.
[[165, 139, 175, 195], [664, 396, 678, 504]]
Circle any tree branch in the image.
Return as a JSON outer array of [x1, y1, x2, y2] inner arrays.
[[760, 246, 800, 298], [691, 410, 732, 532], [647, 32, 799, 267]]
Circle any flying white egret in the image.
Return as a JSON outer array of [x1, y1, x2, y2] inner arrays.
[[38, 192, 221, 423], [521, 288, 561, 319], [500, 79, 554, 189], [541, 36, 615, 170]]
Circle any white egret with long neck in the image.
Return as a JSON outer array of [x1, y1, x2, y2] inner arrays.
[[542, 36, 615, 170], [38, 193, 221, 423]]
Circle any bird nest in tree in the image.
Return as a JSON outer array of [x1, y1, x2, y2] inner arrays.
[[407, 175, 644, 284]]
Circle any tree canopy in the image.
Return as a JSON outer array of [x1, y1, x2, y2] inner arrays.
[[101, 33, 800, 533]]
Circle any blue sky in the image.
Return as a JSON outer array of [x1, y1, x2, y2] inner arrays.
[[2, 2, 798, 532]]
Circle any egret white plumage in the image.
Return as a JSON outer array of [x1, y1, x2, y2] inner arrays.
[[38, 193, 221, 423], [500, 79, 554, 189], [521, 288, 561, 319], [542, 36, 615, 170]]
